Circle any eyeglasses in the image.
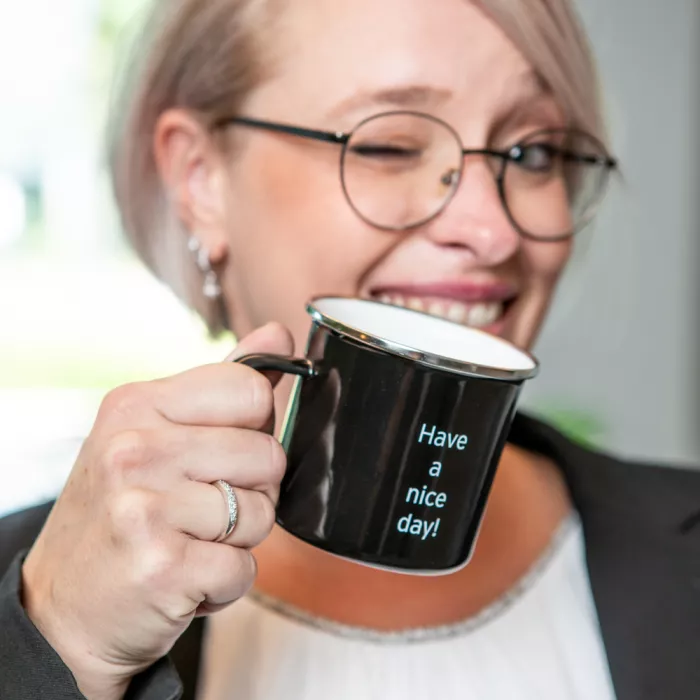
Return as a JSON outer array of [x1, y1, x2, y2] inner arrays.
[[214, 111, 617, 241]]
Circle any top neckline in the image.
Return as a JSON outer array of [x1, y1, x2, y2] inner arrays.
[[246, 511, 581, 644]]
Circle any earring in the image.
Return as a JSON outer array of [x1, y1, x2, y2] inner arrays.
[[188, 236, 222, 300]]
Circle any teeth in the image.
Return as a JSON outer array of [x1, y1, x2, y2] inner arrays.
[[428, 301, 443, 317], [446, 303, 468, 324], [482, 303, 500, 326], [467, 304, 487, 327], [375, 295, 505, 329]]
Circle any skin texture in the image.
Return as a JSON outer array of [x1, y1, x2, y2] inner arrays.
[[22, 325, 293, 699], [23, 1, 578, 698]]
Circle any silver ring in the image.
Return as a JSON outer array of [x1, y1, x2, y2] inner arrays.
[[212, 480, 238, 542]]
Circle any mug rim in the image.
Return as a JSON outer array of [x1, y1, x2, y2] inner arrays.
[[306, 295, 539, 382]]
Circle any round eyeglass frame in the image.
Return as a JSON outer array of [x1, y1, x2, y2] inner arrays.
[[214, 110, 618, 242]]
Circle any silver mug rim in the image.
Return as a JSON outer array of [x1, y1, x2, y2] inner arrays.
[[306, 295, 539, 382]]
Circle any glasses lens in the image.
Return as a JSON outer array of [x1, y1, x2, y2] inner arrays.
[[341, 113, 463, 230], [502, 129, 612, 240]]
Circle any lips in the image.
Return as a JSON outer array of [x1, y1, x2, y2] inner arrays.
[[369, 283, 518, 331]]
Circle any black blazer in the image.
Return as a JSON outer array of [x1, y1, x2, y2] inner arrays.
[[1, 414, 699, 700]]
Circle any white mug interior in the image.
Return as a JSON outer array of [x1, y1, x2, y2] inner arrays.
[[310, 297, 537, 374]]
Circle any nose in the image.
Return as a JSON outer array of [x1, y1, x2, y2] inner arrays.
[[422, 157, 521, 266]]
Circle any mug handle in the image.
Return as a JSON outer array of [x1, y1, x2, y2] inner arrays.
[[233, 353, 318, 379]]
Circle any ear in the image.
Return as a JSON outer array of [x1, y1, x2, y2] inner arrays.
[[153, 108, 230, 264]]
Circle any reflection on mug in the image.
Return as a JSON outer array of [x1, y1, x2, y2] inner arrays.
[[284, 368, 341, 539]]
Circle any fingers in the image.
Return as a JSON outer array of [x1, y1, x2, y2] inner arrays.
[[96, 363, 274, 433], [183, 539, 257, 611], [227, 321, 295, 362], [169, 426, 287, 491], [19, 323, 294, 675], [152, 323, 294, 429], [97, 322, 295, 432], [104, 425, 286, 503], [153, 362, 275, 429], [168, 481, 276, 549]]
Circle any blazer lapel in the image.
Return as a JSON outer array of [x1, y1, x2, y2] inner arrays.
[[509, 414, 700, 700], [580, 490, 700, 699]]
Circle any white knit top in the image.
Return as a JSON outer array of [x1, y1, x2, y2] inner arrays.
[[199, 514, 617, 700]]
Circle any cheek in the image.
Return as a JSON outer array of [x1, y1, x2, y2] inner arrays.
[[506, 238, 573, 349], [519, 237, 573, 287], [223, 142, 387, 342]]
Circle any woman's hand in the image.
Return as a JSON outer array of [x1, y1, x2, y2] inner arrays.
[[21, 322, 293, 700]]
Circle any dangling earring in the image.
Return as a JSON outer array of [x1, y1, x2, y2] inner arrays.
[[188, 235, 222, 300]]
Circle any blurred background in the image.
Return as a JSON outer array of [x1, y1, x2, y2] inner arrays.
[[1, 0, 698, 517]]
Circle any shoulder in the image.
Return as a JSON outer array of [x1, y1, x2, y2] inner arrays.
[[580, 452, 700, 545], [510, 413, 700, 536], [0, 502, 54, 575], [580, 450, 700, 535]]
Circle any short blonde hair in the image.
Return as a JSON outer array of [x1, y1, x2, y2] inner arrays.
[[109, 0, 606, 335]]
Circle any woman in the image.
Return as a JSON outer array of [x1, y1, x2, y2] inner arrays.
[[1, 0, 698, 698]]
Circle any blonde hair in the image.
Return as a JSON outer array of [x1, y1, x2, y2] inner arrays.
[[109, 0, 606, 335]]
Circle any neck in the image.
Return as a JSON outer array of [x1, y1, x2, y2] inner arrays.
[[250, 383, 572, 630]]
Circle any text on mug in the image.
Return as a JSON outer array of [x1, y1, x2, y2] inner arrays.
[[405, 485, 447, 508], [417, 423, 468, 450]]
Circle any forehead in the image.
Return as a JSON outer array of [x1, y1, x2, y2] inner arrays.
[[249, 0, 534, 124]]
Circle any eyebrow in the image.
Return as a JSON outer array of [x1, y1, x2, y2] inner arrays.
[[493, 71, 559, 131], [504, 70, 551, 105], [328, 85, 453, 120]]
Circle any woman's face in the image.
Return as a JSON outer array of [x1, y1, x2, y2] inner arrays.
[[186, 0, 573, 352]]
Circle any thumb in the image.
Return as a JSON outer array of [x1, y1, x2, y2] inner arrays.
[[225, 322, 295, 362]]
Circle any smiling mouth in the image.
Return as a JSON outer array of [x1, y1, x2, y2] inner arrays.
[[368, 292, 516, 330]]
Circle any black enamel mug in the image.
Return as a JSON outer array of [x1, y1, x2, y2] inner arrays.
[[237, 297, 538, 574]]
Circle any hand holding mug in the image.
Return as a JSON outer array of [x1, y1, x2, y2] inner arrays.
[[22, 323, 292, 700]]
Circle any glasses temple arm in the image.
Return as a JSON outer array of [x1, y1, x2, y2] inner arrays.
[[215, 117, 349, 145]]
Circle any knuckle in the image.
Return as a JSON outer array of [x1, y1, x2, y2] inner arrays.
[[101, 430, 152, 478], [225, 548, 257, 593], [199, 544, 256, 601], [134, 543, 181, 592], [110, 488, 161, 537], [245, 551, 258, 588], [265, 435, 287, 483], [100, 382, 149, 419], [245, 370, 274, 423], [256, 496, 276, 538], [156, 593, 195, 624]]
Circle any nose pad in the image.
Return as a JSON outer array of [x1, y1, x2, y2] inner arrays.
[[440, 168, 460, 188], [426, 158, 521, 264]]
